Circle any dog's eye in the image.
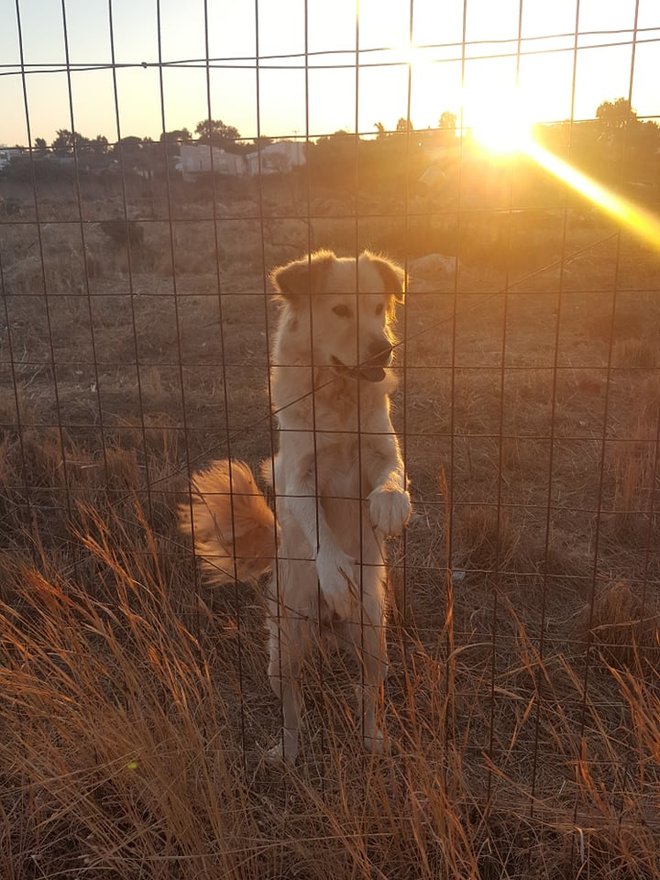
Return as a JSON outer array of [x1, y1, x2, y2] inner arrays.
[[374, 303, 384, 316], [332, 304, 352, 318]]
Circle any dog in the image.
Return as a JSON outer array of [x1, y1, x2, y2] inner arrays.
[[180, 249, 412, 762]]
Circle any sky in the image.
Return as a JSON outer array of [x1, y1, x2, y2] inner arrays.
[[0, 0, 659, 147]]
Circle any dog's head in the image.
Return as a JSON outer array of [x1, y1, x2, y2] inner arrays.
[[270, 249, 405, 382]]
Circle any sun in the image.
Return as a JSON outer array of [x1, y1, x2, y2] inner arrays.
[[473, 112, 534, 155], [467, 87, 536, 156]]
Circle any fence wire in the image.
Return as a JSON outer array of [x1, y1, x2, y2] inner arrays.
[[1, 0, 658, 875]]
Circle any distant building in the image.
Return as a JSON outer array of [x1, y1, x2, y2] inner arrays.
[[0, 147, 25, 170], [176, 144, 246, 181], [244, 141, 306, 175], [175, 140, 306, 181]]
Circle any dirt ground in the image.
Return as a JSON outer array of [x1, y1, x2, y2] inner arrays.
[[1, 174, 659, 877]]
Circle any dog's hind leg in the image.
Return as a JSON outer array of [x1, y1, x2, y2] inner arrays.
[[267, 665, 301, 763], [265, 611, 310, 765], [355, 619, 388, 753], [356, 626, 387, 753]]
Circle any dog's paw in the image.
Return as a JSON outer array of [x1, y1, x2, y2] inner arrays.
[[369, 486, 412, 536], [316, 546, 358, 619]]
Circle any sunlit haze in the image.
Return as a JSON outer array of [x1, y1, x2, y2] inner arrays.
[[1, 0, 658, 146]]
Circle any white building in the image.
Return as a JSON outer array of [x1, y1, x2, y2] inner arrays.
[[245, 141, 306, 175], [176, 144, 246, 180], [0, 147, 25, 170], [176, 140, 306, 181]]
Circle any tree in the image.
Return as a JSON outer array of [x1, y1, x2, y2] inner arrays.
[[253, 135, 273, 149], [34, 137, 48, 156], [594, 97, 660, 178], [113, 135, 156, 174], [395, 117, 413, 134], [634, 118, 660, 153], [159, 128, 192, 159], [51, 129, 91, 156], [596, 98, 637, 134], [91, 134, 109, 155], [160, 128, 192, 146], [51, 129, 75, 156], [115, 135, 142, 154], [437, 111, 458, 147], [159, 128, 192, 158], [310, 130, 357, 190], [374, 121, 388, 139], [439, 111, 457, 132], [195, 119, 241, 149]]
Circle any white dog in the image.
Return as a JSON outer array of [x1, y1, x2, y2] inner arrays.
[[180, 250, 411, 762]]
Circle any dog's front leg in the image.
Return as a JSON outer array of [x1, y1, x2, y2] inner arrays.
[[285, 484, 357, 618], [364, 423, 412, 537], [350, 616, 388, 753], [278, 451, 358, 618]]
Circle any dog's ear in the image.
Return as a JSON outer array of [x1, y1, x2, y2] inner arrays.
[[270, 250, 336, 306], [363, 252, 405, 304]]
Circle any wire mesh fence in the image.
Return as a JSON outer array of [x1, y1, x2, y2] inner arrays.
[[1, 0, 658, 877]]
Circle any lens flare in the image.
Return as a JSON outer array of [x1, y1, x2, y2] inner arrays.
[[525, 140, 660, 251], [469, 86, 660, 251]]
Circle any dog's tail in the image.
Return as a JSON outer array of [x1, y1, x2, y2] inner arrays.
[[179, 460, 276, 585]]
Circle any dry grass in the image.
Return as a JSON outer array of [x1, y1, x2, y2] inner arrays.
[[455, 504, 523, 576], [606, 378, 660, 546], [614, 338, 657, 369], [1, 181, 659, 877], [576, 580, 659, 671], [0, 501, 657, 878]]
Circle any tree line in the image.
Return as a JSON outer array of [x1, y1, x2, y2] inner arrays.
[[24, 118, 252, 160], [3, 98, 658, 194], [12, 98, 656, 157]]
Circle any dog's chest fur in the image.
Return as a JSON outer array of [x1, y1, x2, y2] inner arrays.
[[274, 368, 395, 430], [312, 376, 390, 497]]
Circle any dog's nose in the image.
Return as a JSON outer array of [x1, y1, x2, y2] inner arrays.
[[366, 340, 392, 365]]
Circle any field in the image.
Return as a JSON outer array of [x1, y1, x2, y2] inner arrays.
[[1, 171, 659, 878]]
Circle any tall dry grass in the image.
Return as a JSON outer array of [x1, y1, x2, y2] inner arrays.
[[1, 485, 657, 878]]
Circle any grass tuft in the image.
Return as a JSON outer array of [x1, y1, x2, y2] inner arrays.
[[577, 580, 659, 673]]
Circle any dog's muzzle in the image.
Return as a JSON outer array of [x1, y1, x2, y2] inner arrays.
[[331, 344, 392, 383]]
